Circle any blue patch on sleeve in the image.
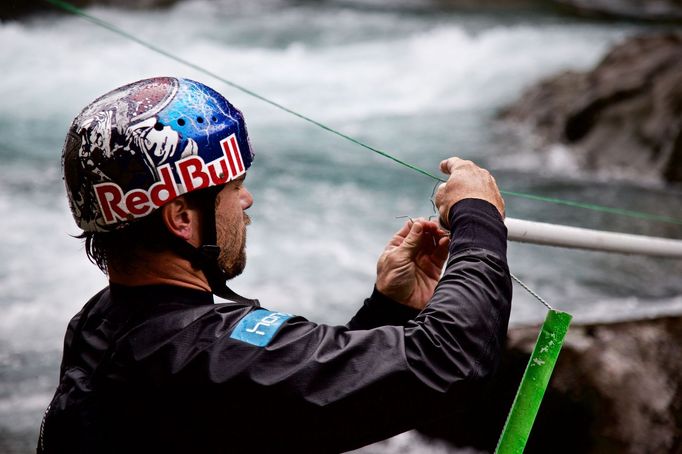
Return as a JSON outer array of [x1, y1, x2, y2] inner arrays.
[[230, 309, 294, 347]]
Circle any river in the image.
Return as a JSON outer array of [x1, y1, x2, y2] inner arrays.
[[1, 0, 681, 452]]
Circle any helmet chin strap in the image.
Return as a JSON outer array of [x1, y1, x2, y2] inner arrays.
[[169, 188, 258, 306], [169, 234, 258, 306]]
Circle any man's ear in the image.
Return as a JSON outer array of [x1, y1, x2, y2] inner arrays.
[[161, 196, 202, 247]]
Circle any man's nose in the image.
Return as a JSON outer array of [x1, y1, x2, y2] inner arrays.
[[241, 188, 253, 210]]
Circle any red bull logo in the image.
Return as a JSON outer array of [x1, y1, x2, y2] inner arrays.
[[94, 134, 245, 224]]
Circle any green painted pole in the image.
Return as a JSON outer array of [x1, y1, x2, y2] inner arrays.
[[495, 310, 573, 454]]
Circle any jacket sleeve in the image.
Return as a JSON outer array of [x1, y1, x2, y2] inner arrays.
[[346, 287, 421, 329], [126, 198, 511, 452], [404, 198, 511, 392]]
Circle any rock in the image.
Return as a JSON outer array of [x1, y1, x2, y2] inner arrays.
[[0, 0, 179, 21], [552, 0, 682, 22], [501, 33, 682, 183], [418, 314, 682, 453]]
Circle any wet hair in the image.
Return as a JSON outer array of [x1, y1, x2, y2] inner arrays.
[[79, 209, 172, 274], [80, 188, 219, 275]]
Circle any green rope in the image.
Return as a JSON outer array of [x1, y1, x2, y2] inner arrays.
[[44, 0, 682, 226], [501, 190, 682, 225]]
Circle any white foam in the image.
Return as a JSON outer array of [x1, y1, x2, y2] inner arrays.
[[1, 5, 629, 137], [351, 430, 482, 453], [0, 166, 106, 351], [0, 391, 54, 431]]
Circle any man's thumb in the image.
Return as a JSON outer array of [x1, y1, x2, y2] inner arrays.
[[401, 222, 423, 256]]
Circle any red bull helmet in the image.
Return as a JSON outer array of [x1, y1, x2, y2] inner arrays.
[[62, 77, 254, 232]]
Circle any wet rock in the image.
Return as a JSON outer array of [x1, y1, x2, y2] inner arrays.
[[552, 0, 682, 22], [1, 0, 179, 21], [418, 314, 682, 453], [501, 33, 682, 183]]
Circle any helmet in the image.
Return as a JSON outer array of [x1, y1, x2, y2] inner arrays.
[[62, 77, 254, 232]]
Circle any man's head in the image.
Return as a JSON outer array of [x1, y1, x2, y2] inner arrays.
[[62, 77, 255, 288]]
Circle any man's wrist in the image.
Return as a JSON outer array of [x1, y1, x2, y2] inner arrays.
[[347, 286, 421, 330], [368, 286, 421, 319], [448, 198, 507, 257]]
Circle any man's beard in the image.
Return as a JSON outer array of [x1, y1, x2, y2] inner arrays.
[[216, 213, 250, 279]]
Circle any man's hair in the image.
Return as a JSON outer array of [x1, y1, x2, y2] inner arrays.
[[80, 189, 217, 274], [79, 209, 172, 274]]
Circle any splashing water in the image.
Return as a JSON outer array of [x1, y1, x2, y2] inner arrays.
[[1, 1, 681, 452]]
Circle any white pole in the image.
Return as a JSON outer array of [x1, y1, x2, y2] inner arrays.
[[505, 217, 682, 258]]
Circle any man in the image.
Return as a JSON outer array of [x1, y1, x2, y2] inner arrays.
[[39, 77, 511, 453]]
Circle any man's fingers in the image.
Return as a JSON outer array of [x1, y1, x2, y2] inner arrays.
[[439, 158, 458, 175], [439, 157, 473, 175], [433, 235, 450, 262], [395, 220, 413, 238], [387, 220, 413, 248], [434, 183, 451, 230], [386, 218, 443, 252], [435, 156, 505, 220], [401, 221, 425, 258]]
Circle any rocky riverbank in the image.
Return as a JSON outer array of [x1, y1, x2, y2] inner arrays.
[[501, 32, 682, 183], [553, 0, 682, 21], [419, 313, 682, 453], [0, 0, 178, 21]]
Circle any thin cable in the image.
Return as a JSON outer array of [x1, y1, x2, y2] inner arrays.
[[44, 0, 682, 226], [510, 273, 553, 310]]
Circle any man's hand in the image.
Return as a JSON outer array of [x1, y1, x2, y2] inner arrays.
[[376, 219, 450, 310], [434, 157, 505, 229]]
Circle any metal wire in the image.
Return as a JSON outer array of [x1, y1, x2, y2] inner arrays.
[[510, 273, 553, 310]]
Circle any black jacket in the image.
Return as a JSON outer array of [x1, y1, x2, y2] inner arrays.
[[39, 199, 511, 453]]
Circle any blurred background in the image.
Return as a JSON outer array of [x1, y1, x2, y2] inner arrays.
[[1, 0, 681, 452]]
